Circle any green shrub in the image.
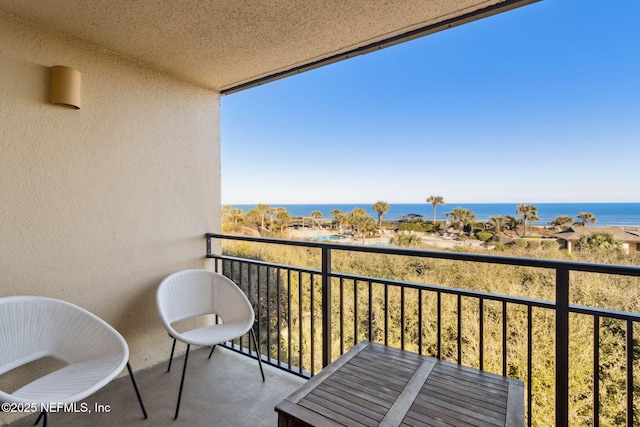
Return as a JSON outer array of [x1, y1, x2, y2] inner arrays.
[[513, 239, 527, 248], [491, 242, 508, 251], [398, 223, 427, 232], [398, 222, 440, 233], [475, 231, 494, 242], [526, 240, 540, 249], [389, 232, 423, 248], [541, 240, 559, 250]]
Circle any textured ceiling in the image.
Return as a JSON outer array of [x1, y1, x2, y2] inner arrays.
[[0, 0, 538, 93]]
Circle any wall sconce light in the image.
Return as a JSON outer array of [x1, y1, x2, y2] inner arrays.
[[51, 65, 81, 109]]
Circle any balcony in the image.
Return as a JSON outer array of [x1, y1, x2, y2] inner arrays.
[[205, 233, 640, 427], [6, 233, 639, 427]]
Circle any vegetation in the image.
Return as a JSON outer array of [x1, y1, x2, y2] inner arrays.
[[541, 239, 559, 250], [331, 208, 346, 233], [310, 210, 323, 219], [516, 204, 539, 236], [397, 221, 439, 233], [474, 230, 493, 242], [448, 207, 476, 233], [577, 232, 622, 252], [488, 215, 508, 234], [426, 195, 445, 223], [577, 212, 597, 226], [550, 215, 575, 230], [389, 231, 422, 248], [271, 207, 291, 234], [346, 207, 377, 241], [372, 201, 391, 230], [221, 204, 612, 243]]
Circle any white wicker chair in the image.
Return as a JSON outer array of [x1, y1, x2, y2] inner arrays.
[[0, 296, 147, 426], [156, 269, 264, 419]]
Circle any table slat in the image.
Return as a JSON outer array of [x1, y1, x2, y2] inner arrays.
[[275, 341, 524, 427]]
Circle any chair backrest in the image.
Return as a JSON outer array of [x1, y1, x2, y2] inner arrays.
[[0, 296, 128, 375], [156, 269, 254, 332]]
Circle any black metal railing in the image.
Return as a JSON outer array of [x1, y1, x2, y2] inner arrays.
[[205, 233, 640, 427]]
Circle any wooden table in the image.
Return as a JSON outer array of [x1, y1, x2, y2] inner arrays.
[[275, 341, 524, 427]]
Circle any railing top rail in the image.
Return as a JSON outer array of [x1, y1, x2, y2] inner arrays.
[[213, 252, 554, 308], [213, 252, 640, 321], [207, 233, 640, 277]]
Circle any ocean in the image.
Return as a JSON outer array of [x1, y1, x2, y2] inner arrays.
[[228, 203, 640, 227]]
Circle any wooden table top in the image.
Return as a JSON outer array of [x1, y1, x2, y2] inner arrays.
[[275, 341, 524, 427]]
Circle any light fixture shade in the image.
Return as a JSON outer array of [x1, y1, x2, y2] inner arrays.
[[51, 66, 81, 109]]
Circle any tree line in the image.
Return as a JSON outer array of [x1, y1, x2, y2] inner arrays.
[[223, 197, 600, 238]]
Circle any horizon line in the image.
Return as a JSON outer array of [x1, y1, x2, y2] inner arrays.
[[223, 201, 640, 205]]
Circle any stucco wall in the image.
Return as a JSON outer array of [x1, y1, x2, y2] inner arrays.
[[0, 11, 220, 417]]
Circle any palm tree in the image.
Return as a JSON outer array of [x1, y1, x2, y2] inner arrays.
[[221, 205, 232, 223], [451, 207, 476, 233], [516, 204, 538, 236], [503, 215, 520, 232], [460, 208, 477, 233], [426, 195, 445, 223], [577, 232, 621, 251], [549, 215, 574, 230], [244, 207, 263, 229], [576, 212, 597, 227], [372, 201, 391, 229], [528, 212, 540, 233], [349, 208, 376, 241], [272, 207, 292, 234], [446, 211, 457, 228], [310, 210, 323, 228], [390, 232, 422, 248], [443, 211, 454, 227], [488, 216, 507, 234], [254, 203, 271, 229], [331, 208, 345, 233], [230, 208, 244, 224]]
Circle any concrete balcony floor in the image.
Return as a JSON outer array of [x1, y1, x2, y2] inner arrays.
[[8, 346, 305, 427]]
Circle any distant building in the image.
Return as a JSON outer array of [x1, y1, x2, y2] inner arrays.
[[400, 214, 424, 221], [552, 226, 640, 254], [289, 217, 334, 229]]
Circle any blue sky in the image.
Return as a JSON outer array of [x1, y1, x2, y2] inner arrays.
[[221, 1, 640, 205]]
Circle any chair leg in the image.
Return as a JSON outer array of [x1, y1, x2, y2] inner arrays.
[[208, 345, 216, 359], [126, 362, 148, 419], [34, 411, 44, 426], [174, 344, 190, 420], [167, 337, 177, 372], [250, 328, 265, 381]]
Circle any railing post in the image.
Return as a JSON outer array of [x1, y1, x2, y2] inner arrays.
[[205, 233, 221, 273], [321, 246, 332, 368], [556, 267, 570, 427]]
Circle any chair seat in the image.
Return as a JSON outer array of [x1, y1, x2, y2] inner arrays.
[[177, 322, 251, 347], [11, 356, 125, 403]]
